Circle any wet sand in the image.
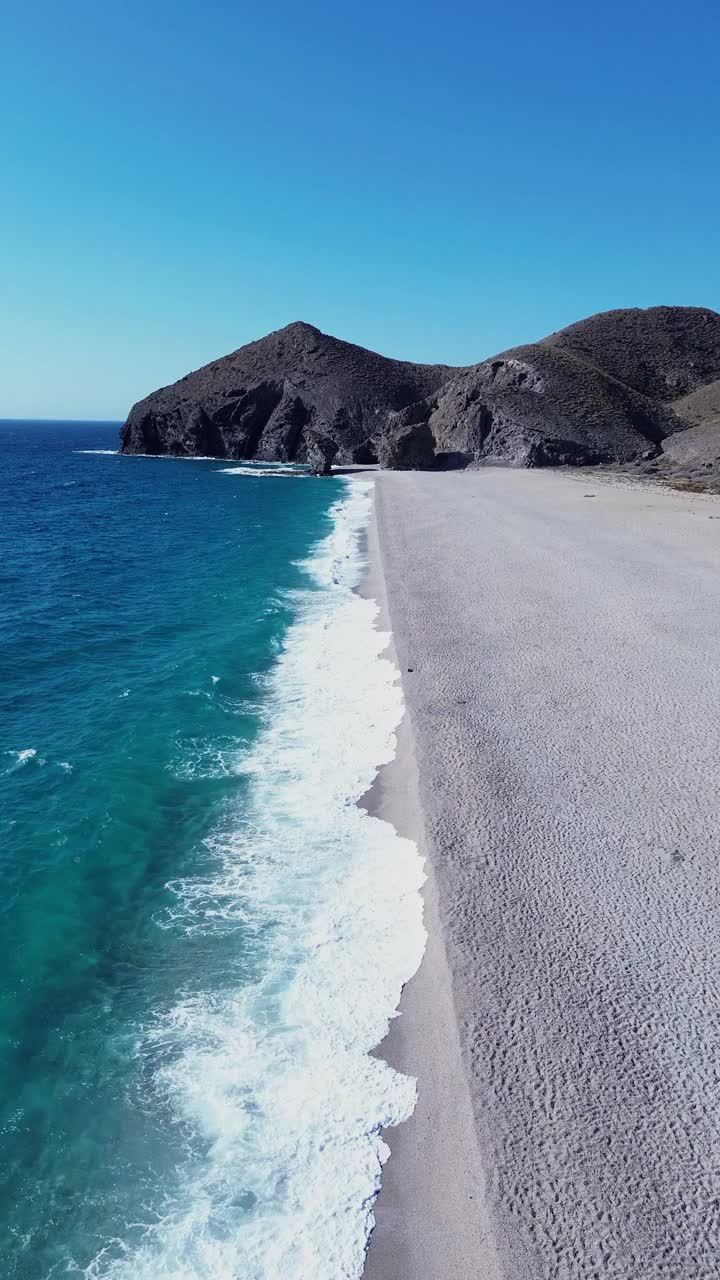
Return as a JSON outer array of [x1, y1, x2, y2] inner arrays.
[[359, 511, 502, 1280], [365, 469, 720, 1280]]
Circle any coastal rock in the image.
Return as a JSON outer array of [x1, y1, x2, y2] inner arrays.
[[119, 322, 450, 465], [377, 403, 438, 470], [427, 342, 679, 467], [119, 307, 720, 479], [253, 389, 310, 462], [305, 430, 339, 475]]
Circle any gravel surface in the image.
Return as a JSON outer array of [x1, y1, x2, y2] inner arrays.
[[369, 467, 720, 1280]]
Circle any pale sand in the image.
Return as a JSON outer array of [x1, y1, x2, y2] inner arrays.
[[363, 469, 720, 1280], [359, 509, 503, 1280]]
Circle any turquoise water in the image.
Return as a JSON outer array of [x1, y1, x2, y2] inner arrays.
[[1, 422, 426, 1280], [0, 423, 340, 1275]]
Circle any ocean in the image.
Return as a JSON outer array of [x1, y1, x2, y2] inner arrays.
[[0, 421, 425, 1279]]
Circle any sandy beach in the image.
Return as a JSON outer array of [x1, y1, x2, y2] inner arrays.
[[365, 469, 720, 1280]]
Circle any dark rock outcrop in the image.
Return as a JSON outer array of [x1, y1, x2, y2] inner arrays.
[[305, 429, 339, 476], [425, 341, 680, 468], [120, 307, 720, 476], [540, 306, 720, 402], [377, 402, 439, 470], [641, 377, 720, 489], [671, 377, 720, 431], [120, 322, 450, 466]]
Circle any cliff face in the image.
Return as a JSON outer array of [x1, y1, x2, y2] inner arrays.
[[416, 341, 681, 469], [119, 322, 451, 471], [380, 307, 720, 470], [120, 307, 720, 472]]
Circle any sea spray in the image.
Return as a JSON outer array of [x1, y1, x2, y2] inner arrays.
[[86, 478, 427, 1279]]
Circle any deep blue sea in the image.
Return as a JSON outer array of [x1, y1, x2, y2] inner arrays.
[[0, 422, 424, 1279]]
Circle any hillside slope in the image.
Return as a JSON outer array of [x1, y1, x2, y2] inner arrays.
[[413, 342, 679, 468], [650, 378, 720, 480], [120, 307, 720, 473], [541, 306, 720, 401], [380, 307, 720, 469], [672, 378, 720, 429], [119, 322, 451, 471]]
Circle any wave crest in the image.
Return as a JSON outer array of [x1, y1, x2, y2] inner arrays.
[[86, 480, 426, 1280]]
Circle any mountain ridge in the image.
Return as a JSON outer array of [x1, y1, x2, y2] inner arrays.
[[119, 306, 720, 475]]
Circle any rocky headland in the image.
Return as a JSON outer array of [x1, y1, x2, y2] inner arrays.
[[120, 306, 720, 483]]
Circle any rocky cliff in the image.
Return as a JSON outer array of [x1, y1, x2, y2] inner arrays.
[[381, 307, 720, 470], [120, 307, 720, 473], [622, 376, 720, 491], [119, 322, 451, 473]]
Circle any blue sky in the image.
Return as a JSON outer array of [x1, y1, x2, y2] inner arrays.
[[1, 0, 719, 418]]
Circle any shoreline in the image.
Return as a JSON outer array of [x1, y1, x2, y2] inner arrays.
[[90, 475, 428, 1277], [359, 489, 503, 1280], [361, 466, 720, 1280]]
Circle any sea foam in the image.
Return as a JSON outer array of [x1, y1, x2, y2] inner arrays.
[[218, 465, 310, 477], [85, 478, 426, 1280]]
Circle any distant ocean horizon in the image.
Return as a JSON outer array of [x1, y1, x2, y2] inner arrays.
[[0, 421, 425, 1278]]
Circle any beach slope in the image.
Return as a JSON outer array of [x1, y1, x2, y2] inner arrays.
[[367, 469, 720, 1280]]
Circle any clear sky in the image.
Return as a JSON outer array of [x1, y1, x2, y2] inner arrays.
[[1, 0, 719, 419]]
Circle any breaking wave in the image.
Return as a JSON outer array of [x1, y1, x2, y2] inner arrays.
[[84, 479, 426, 1279]]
